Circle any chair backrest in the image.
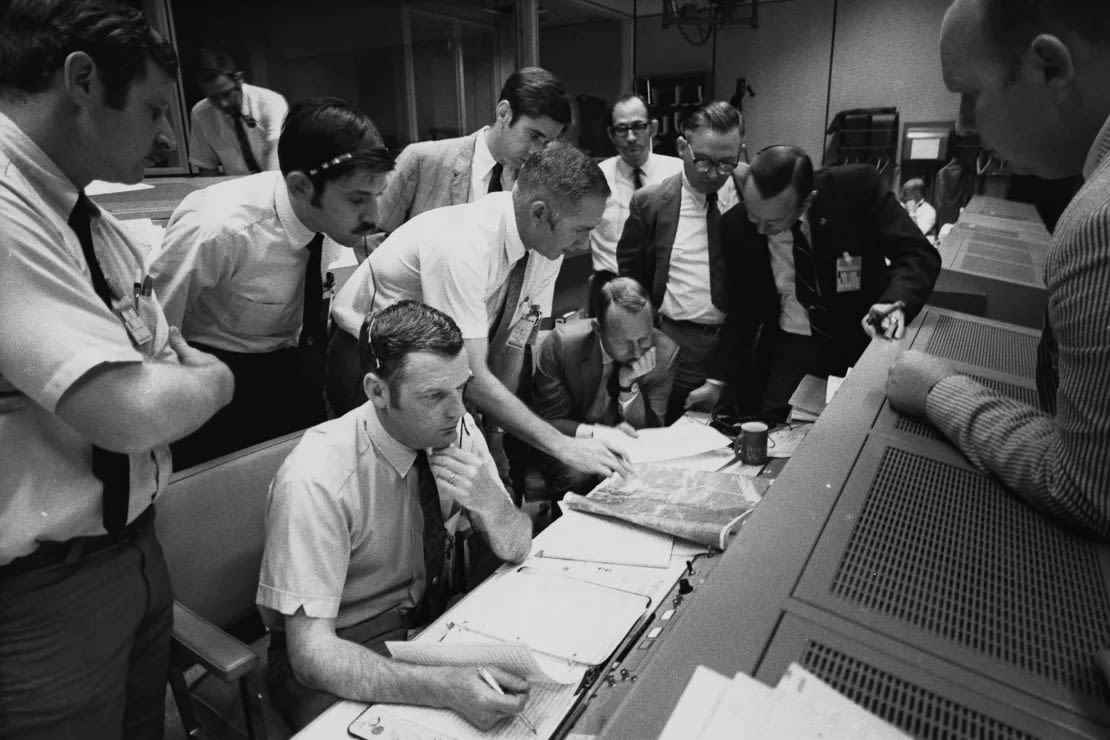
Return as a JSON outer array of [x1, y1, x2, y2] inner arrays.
[[155, 432, 304, 630]]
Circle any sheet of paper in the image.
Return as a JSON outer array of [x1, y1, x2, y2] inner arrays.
[[700, 672, 775, 740], [768, 423, 812, 459], [657, 665, 731, 740], [352, 669, 585, 740], [620, 423, 731, 463], [826, 374, 846, 404], [763, 664, 912, 739], [532, 507, 673, 568], [523, 555, 686, 609], [443, 567, 650, 666], [85, 179, 154, 195], [662, 447, 738, 472], [387, 639, 577, 685]]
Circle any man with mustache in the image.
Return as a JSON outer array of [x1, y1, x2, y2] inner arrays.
[[151, 97, 394, 467]]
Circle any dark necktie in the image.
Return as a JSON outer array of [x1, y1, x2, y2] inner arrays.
[[413, 451, 447, 599], [487, 253, 532, 394], [632, 167, 644, 190], [488, 162, 503, 193], [68, 192, 130, 538], [300, 233, 325, 349], [233, 113, 262, 173], [705, 191, 728, 311], [791, 221, 821, 311]]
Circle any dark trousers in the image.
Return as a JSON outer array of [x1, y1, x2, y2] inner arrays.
[[0, 522, 172, 740], [758, 329, 866, 422], [171, 343, 325, 469], [266, 612, 413, 732], [325, 328, 366, 418], [659, 315, 722, 423]]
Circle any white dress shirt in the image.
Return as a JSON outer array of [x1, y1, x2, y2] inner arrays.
[[331, 192, 561, 340], [151, 171, 325, 353], [766, 213, 815, 336], [469, 126, 508, 197], [904, 198, 937, 236], [659, 172, 740, 324], [591, 152, 684, 274], [188, 83, 288, 174], [0, 112, 176, 563]]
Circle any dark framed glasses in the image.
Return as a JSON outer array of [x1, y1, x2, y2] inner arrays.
[[609, 121, 651, 137]]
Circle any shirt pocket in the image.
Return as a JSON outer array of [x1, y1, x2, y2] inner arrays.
[[225, 292, 295, 340]]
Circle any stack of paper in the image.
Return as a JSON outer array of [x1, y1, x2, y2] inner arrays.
[[788, 375, 827, 422], [660, 663, 912, 740]]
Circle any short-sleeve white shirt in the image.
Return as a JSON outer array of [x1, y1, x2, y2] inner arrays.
[[0, 112, 177, 564], [188, 83, 288, 174], [590, 152, 683, 274], [331, 192, 562, 340], [256, 407, 500, 629], [150, 172, 323, 353]]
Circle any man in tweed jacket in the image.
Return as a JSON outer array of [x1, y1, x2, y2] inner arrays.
[[887, 0, 1110, 537], [374, 67, 571, 235]]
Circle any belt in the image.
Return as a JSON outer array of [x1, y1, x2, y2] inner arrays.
[[268, 602, 427, 650], [660, 315, 723, 336], [0, 506, 155, 579]]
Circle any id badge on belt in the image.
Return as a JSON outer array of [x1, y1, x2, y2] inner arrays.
[[835, 252, 862, 293]]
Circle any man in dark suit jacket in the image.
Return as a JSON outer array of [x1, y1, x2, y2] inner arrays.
[[531, 277, 680, 496], [616, 101, 747, 422], [373, 67, 571, 236], [714, 145, 941, 420]]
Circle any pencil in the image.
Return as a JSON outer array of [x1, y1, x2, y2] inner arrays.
[[477, 666, 537, 735]]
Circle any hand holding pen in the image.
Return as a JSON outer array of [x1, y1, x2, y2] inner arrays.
[[863, 300, 906, 340], [476, 666, 536, 734]]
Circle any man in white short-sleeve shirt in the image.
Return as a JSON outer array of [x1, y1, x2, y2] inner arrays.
[[0, 3, 233, 737], [187, 48, 287, 175], [258, 301, 532, 731], [328, 142, 632, 484]]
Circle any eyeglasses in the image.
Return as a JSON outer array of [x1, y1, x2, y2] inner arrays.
[[687, 147, 740, 175], [609, 121, 651, 137]]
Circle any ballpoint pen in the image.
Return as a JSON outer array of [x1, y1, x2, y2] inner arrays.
[[477, 666, 537, 735]]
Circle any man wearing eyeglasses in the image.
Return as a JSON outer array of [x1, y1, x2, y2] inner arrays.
[[188, 48, 288, 176], [616, 100, 746, 422], [151, 98, 395, 468], [589, 94, 683, 283], [709, 145, 940, 421]]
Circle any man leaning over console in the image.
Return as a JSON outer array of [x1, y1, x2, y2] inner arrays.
[[705, 145, 940, 421], [257, 300, 533, 731]]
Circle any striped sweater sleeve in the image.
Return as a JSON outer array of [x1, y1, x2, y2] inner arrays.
[[924, 182, 1110, 537]]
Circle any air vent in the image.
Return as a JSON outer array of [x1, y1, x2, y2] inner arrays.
[[801, 642, 1039, 740], [829, 448, 1110, 700], [966, 238, 1035, 265], [893, 375, 1039, 440], [925, 314, 1038, 377], [959, 255, 1038, 283]]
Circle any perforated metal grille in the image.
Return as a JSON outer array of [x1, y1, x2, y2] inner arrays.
[[960, 255, 1038, 283], [925, 314, 1038, 377], [801, 642, 1040, 740], [893, 375, 1039, 440], [967, 238, 1035, 265], [829, 448, 1110, 699]]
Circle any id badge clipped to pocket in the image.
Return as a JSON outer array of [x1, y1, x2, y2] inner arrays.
[[835, 252, 862, 293]]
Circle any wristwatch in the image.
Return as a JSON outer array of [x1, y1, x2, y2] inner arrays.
[[618, 381, 639, 394]]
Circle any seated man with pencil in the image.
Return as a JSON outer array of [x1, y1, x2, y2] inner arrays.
[[257, 300, 533, 732], [702, 145, 940, 420]]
